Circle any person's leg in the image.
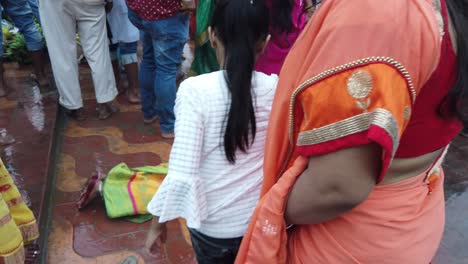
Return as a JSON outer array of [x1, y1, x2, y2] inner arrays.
[[4, 0, 48, 86], [119, 41, 140, 103], [189, 229, 243, 264], [128, 10, 157, 123], [109, 43, 121, 91], [39, 0, 85, 112], [150, 13, 189, 135], [27, 0, 41, 24], [76, 3, 118, 119]]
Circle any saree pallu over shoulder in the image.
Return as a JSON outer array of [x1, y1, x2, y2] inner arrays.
[[236, 0, 442, 263]]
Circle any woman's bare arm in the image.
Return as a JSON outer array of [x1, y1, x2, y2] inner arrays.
[[285, 144, 381, 225]]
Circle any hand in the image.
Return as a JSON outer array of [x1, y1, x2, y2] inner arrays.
[[180, 0, 196, 14], [145, 218, 168, 255]]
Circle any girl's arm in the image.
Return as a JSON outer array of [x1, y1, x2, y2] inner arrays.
[[146, 217, 167, 254], [145, 81, 205, 251], [285, 144, 381, 225]]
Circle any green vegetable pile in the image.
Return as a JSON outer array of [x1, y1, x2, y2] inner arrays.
[[2, 19, 44, 64]]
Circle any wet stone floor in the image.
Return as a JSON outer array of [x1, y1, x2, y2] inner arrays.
[[0, 56, 467, 263]]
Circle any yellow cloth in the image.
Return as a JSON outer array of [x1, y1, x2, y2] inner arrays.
[[0, 159, 39, 263]]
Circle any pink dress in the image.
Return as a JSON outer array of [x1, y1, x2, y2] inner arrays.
[[255, 0, 307, 75]]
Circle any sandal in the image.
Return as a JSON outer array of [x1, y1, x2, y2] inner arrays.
[[67, 108, 87, 121], [97, 103, 120, 120], [77, 172, 105, 210], [126, 90, 141, 104]]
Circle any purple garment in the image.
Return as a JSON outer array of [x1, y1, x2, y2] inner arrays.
[[255, 0, 307, 75]]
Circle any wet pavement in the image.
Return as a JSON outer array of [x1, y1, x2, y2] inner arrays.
[[0, 62, 58, 246], [0, 50, 467, 263]]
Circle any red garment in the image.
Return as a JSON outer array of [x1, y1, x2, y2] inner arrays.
[[395, 0, 462, 158], [126, 0, 180, 21]]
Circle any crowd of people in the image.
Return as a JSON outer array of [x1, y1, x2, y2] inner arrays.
[[1, 0, 468, 263]]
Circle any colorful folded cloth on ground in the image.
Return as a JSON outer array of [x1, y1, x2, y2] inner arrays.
[[103, 163, 168, 220]]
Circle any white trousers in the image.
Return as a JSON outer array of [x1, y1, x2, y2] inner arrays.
[[39, 0, 117, 110]]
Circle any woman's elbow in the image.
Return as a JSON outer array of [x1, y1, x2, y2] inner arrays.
[[286, 179, 375, 224]]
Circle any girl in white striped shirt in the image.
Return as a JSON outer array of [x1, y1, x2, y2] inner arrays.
[[145, 0, 277, 263]]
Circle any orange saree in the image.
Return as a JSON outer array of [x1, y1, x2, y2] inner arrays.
[[236, 0, 443, 263]]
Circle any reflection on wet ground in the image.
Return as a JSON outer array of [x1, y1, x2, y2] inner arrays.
[[0, 50, 466, 263], [0, 62, 57, 227]]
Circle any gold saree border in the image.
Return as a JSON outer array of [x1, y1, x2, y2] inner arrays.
[[277, 57, 415, 179], [432, 0, 445, 38], [195, 30, 209, 47], [297, 108, 400, 155]]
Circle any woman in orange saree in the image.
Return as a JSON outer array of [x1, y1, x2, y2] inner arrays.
[[235, 0, 466, 263]]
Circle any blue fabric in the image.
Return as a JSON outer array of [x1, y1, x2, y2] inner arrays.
[[119, 41, 138, 55], [27, 0, 41, 24], [128, 10, 188, 133], [0, 0, 43, 56], [110, 41, 138, 64]]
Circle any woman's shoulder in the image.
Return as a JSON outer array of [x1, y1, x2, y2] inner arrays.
[[179, 71, 225, 94], [253, 71, 279, 95], [177, 72, 224, 103]]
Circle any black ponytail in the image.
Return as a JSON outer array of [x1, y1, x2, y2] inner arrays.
[[211, 0, 269, 163], [271, 0, 294, 33], [444, 0, 468, 122]]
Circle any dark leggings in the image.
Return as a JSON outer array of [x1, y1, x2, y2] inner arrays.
[[189, 229, 243, 264]]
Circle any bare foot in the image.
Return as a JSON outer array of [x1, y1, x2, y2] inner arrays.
[[126, 90, 141, 104], [97, 102, 120, 120], [0, 129, 15, 146]]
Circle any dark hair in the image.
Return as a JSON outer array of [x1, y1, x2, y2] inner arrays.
[[270, 0, 321, 34], [211, 0, 269, 163], [444, 0, 468, 122], [271, 0, 294, 33]]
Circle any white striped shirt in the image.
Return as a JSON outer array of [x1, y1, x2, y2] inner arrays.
[[147, 71, 278, 238]]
